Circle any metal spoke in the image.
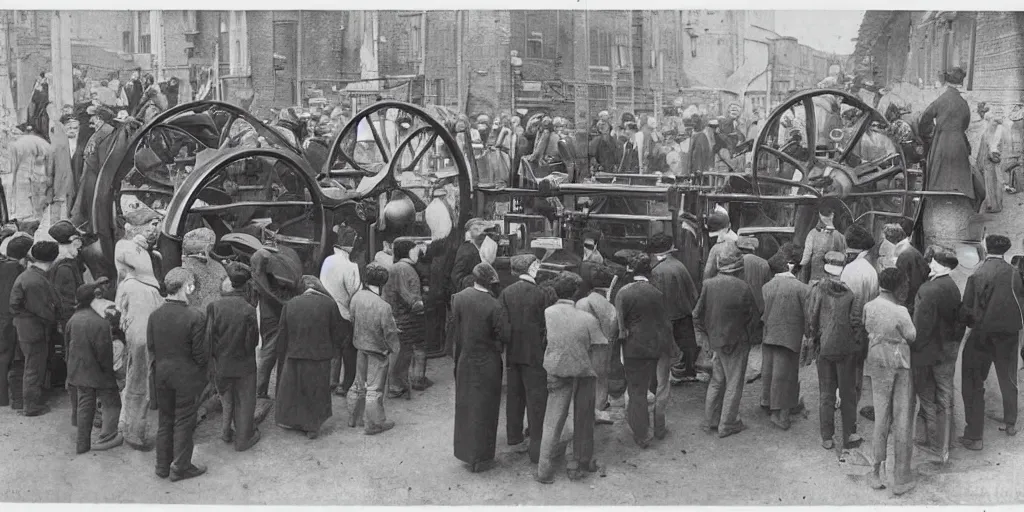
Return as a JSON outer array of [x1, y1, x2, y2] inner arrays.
[[188, 200, 312, 214], [760, 145, 808, 176], [407, 132, 439, 172], [367, 111, 391, 163], [802, 97, 816, 163], [838, 111, 874, 164]]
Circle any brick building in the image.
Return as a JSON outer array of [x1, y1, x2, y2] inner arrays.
[[770, 36, 834, 103]]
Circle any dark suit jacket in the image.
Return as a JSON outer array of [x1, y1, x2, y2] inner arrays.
[[278, 290, 345, 361], [615, 279, 677, 360], [206, 292, 259, 379], [49, 258, 84, 329], [895, 246, 929, 316], [693, 274, 760, 353], [147, 299, 208, 397], [912, 275, 966, 367], [498, 278, 556, 367], [0, 259, 24, 319], [651, 255, 698, 321], [963, 256, 1024, 335], [449, 241, 482, 297], [65, 307, 117, 390]]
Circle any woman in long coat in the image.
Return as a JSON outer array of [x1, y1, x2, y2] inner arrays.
[[275, 276, 345, 439], [451, 263, 505, 472]]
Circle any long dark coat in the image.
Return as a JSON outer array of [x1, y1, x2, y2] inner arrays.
[[451, 286, 504, 466], [919, 87, 974, 200]]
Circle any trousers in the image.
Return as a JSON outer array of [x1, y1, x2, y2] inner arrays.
[[329, 318, 356, 392], [962, 331, 1019, 440], [704, 344, 750, 432], [871, 368, 914, 489], [255, 311, 281, 397], [155, 386, 201, 474], [592, 345, 611, 411], [913, 357, 955, 454], [0, 317, 17, 406], [536, 375, 595, 481], [506, 362, 548, 462], [218, 372, 257, 451], [76, 386, 121, 453], [351, 350, 390, 428], [15, 317, 50, 414], [673, 316, 700, 376], [120, 335, 151, 446], [817, 353, 858, 444], [624, 356, 671, 443]]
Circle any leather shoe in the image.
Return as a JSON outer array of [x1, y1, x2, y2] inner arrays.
[[19, 405, 50, 417], [1001, 424, 1017, 436], [958, 436, 983, 451], [155, 468, 170, 479], [364, 420, 396, 436], [169, 464, 207, 482]]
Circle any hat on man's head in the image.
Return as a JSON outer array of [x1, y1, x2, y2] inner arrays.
[[30, 240, 59, 263], [933, 250, 960, 270], [472, 262, 500, 285], [767, 252, 789, 274], [164, 267, 195, 295], [736, 236, 759, 252], [844, 224, 875, 252], [823, 251, 847, 276], [706, 211, 731, 234], [182, 227, 216, 256], [464, 217, 494, 232], [717, 249, 744, 274], [647, 233, 675, 255], [75, 282, 105, 308], [225, 261, 252, 288], [48, 220, 83, 245], [6, 234, 33, 260], [510, 253, 538, 275]]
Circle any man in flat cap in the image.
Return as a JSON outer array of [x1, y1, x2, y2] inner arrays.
[[498, 253, 555, 461], [0, 234, 32, 409], [738, 236, 772, 349], [207, 262, 261, 452], [647, 233, 699, 386], [115, 205, 165, 451], [919, 66, 974, 247], [320, 225, 361, 398], [9, 240, 60, 416], [149, 267, 208, 481], [703, 210, 739, 280], [48, 219, 85, 425], [693, 248, 760, 438], [181, 228, 227, 311], [66, 280, 123, 454]]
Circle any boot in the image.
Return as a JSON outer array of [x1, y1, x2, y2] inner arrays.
[[348, 397, 366, 428], [868, 462, 886, 490]]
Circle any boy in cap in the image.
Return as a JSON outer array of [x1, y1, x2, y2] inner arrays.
[[841, 223, 879, 428], [9, 240, 60, 416], [960, 234, 1024, 449], [800, 201, 847, 284], [703, 210, 739, 280], [498, 253, 555, 460], [207, 262, 261, 452], [760, 250, 810, 430], [66, 280, 123, 453], [48, 220, 85, 425], [806, 251, 863, 450], [647, 233, 699, 384], [911, 249, 963, 461], [349, 263, 401, 435], [0, 234, 33, 408], [863, 267, 917, 495], [616, 253, 679, 447], [319, 225, 361, 397], [149, 267, 208, 481], [693, 248, 760, 438]]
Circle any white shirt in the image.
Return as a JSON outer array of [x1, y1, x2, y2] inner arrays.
[[319, 249, 362, 321]]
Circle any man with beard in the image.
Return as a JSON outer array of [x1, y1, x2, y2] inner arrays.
[[114, 206, 165, 451], [10, 240, 61, 417], [71, 106, 117, 227], [48, 220, 86, 425]]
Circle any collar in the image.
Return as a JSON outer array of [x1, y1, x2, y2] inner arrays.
[[715, 231, 738, 244], [775, 272, 796, 279], [929, 269, 952, 280], [632, 276, 649, 282], [398, 257, 415, 265], [472, 284, 492, 293], [986, 255, 1005, 261], [555, 299, 574, 306], [518, 274, 536, 284], [856, 251, 870, 260], [166, 298, 188, 306], [895, 238, 912, 255]]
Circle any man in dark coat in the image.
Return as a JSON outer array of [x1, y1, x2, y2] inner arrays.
[[647, 234, 699, 384], [912, 250, 964, 461], [148, 268, 208, 481], [760, 251, 810, 430], [918, 67, 975, 247], [615, 253, 679, 447], [0, 234, 32, 408], [693, 247, 760, 438], [738, 236, 772, 343], [207, 263, 261, 452], [449, 218, 491, 296], [10, 241, 60, 417], [960, 235, 1024, 449], [66, 281, 123, 454], [887, 222, 929, 317], [252, 246, 302, 399], [498, 254, 555, 462], [48, 220, 85, 424]]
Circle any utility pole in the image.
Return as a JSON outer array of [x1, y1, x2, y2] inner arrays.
[[296, 12, 302, 106], [50, 10, 73, 108]]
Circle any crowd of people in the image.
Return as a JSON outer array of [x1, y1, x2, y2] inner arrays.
[[1, 194, 1022, 493]]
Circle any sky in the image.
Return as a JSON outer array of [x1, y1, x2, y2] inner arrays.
[[774, 10, 867, 55]]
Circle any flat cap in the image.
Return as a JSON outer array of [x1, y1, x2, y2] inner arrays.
[[736, 236, 759, 252], [48, 220, 83, 245], [706, 211, 730, 233], [30, 240, 59, 263]]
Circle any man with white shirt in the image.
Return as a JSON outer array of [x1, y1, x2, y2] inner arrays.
[[319, 225, 361, 397]]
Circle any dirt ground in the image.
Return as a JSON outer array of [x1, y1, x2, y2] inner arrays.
[[3, 199, 1024, 506]]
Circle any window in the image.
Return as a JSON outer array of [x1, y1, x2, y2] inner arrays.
[[122, 31, 133, 53], [590, 29, 612, 68], [527, 31, 543, 59], [138, 11, 151, 54], [219, 13, 230, 65]]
